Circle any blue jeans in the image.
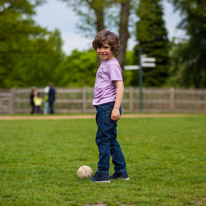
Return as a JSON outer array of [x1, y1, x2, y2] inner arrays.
[[49, 101, 54, 114], [44, 101, 49, 115], [95, 102, 126, 174]]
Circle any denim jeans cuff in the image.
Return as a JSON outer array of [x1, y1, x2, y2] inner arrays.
[[97, 171, 109, 175], [115, 169, 127, 173]]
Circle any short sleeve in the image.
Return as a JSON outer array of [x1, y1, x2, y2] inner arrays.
[[109, 64, 123, 81]]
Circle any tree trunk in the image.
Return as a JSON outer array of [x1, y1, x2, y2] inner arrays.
[[92, 1, 105, 65], [95, 9, 105, 31], [89, 0, 105, 31], [117, 0, 131, 68]]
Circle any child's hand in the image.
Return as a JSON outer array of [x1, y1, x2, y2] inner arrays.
[[111, 108, 120, 121]]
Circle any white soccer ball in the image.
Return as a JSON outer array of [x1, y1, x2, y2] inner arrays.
[[77, 165, 93, 179]]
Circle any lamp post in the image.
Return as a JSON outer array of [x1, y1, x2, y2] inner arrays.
[[139, 49, 143, 113]]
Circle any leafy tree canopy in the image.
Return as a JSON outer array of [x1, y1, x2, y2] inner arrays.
[[133, 0, 169, 87], [55, 49, 98, 87], [0, 0, 65, 88], [170, 0, 206, 88]]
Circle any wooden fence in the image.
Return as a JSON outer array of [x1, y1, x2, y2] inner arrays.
[[0, 87, 206, 114]]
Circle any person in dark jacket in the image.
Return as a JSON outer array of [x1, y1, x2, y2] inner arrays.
[[30, 87, 36, 114], [48, 83, 56, 114]]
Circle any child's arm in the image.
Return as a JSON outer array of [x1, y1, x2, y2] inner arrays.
[[111, 80, 124, 121]]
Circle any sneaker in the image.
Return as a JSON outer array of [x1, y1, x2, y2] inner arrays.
[[110, 171, 129, 180], [91, 172, 110, 183]]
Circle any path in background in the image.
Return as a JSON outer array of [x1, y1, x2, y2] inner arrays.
[[0, 114, 189, 120]]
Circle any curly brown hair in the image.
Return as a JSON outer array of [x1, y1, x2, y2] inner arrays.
[[92, 30, 120, 54]]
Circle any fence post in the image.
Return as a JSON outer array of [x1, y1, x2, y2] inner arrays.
[[170, 88, 175, 113], [205, 89, 206, 113], [82, 88, 87, 113], [129, 87, 134, 113], [10, 88, 15, 114]]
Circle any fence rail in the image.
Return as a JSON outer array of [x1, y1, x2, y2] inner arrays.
[[0, 87, 206, 114]]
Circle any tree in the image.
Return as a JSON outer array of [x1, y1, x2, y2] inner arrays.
[[61, 0, 131, 67], [61, 0, 106, 36], [55, 49, 98, 87], [116, 0, 131, 66], [132, 0, 169, 87], [0, 0, 65, 88], [167, 39, 187, 88], [22, 29, 65, 87], [124, 50, 134, 86], [170, 0, 206, 88]]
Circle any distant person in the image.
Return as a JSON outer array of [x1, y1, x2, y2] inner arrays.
[[48, 83, 56, 114], [30, 87, 36, 114], [44, 86, 49, 115], [34, 92, 42, 114], [90, 30, 129, 183]]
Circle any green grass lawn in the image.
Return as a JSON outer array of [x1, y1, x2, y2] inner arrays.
[[0, 115, 206, 206]]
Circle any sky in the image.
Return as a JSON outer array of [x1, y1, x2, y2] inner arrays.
[[33, 0, 184, 55]]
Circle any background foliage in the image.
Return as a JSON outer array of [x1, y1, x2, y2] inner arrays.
[[133, 0, 169, 87], [169, 0, 206, 88], [0, 0, 64, 88], [0, 0, 205, 88], [54, 49, 97, 87]]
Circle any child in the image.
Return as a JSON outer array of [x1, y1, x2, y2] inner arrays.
[[91, 30, 129, 183], [34, 92, 42, 114]]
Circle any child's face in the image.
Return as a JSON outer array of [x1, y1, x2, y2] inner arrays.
[[96, 42, 114, 62]]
